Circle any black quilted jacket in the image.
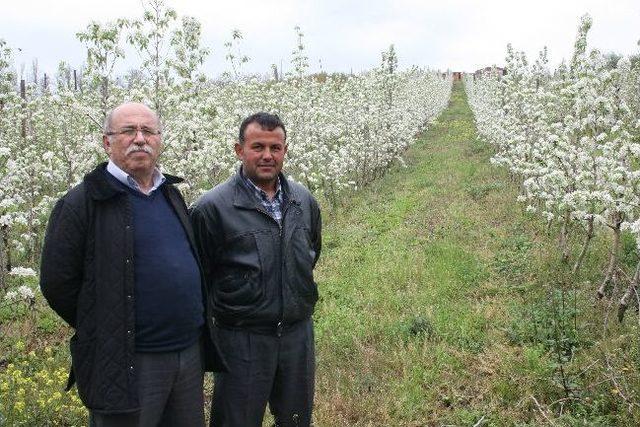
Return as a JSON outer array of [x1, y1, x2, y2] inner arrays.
[[40, 163, 227, 414]]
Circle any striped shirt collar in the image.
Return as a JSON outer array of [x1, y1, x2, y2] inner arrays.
[[106, 160, 166, 195]]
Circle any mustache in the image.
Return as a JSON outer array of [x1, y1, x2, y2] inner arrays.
[[125, 144, 154, 155]]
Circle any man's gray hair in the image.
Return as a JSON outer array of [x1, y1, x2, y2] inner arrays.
[[103, 110, 115, 134]]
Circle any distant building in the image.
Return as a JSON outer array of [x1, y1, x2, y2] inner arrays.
[[473, 66, 506, 79]]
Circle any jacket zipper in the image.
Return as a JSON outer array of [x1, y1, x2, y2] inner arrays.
[[254, 203, 287, 336]]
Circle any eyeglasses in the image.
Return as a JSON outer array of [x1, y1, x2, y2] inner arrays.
[[105, 127, 161, 138]]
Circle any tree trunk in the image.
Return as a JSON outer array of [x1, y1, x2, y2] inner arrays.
[[560, 210, 571, 263], [0, 224, 6, 292], [597, 213, 623, 299], [572, 216, 594, 274], [20, 80, 26, 138], [101, 76, 110, 118], [618, 261, 640, 322], [0, 224, 11, 291]]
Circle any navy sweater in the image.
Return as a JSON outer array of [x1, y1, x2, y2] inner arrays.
[[111, 175, 204, 352]]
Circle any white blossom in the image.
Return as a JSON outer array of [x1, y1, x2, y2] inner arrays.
[[0, 18, 452, 269], [465, 14, 640, 253], [3, 285, 35, 303], [9, 267, 37, 277]]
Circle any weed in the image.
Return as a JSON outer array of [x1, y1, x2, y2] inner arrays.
[[397, 314, 437, 343], [492, 234, 533, 286], [465, 181, 504, 200]]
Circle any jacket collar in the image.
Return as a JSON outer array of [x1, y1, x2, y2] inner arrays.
[[232, 167, 300, 210], [84, 162, 183, 201]]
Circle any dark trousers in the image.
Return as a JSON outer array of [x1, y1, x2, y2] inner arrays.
[[90, 339, 205, 427], [211, 319, 315, 427]]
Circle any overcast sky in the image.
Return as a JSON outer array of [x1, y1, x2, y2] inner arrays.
[[2, 0, 639, 79]]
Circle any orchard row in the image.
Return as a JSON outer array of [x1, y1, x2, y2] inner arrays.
[[465, 15, 640, 316], [0, 0, 451, 279]]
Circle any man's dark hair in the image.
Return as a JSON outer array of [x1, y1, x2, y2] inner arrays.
[[238, 112, 287, 144]]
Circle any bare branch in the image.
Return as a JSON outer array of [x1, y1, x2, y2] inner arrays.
[[530, 395, 557, 426]]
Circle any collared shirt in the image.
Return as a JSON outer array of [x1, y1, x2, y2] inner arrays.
[[240, 168, 285, 225], [106, 160, 166, 195]]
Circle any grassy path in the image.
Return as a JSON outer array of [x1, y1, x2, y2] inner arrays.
[[312, 82, 555, 426]]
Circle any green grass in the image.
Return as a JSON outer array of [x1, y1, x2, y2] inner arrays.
[[311, 82, 640, 426]]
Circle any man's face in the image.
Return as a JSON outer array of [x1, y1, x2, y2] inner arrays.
[[235, 122, 287, 189], [103, 103, 162, 178]]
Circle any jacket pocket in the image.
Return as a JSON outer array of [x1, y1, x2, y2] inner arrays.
[[214, 231, 268, 318], [69, 334, 98, 409], [216, 271, 263, 314], [289, 226, 318, 302]]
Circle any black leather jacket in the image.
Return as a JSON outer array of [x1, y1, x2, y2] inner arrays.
[[40, 163, 227, 414], [190, 170, 322, 332]]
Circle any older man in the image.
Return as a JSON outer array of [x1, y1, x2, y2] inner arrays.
[[191, 112, 322, 427], [40, 102, 225, 426]]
